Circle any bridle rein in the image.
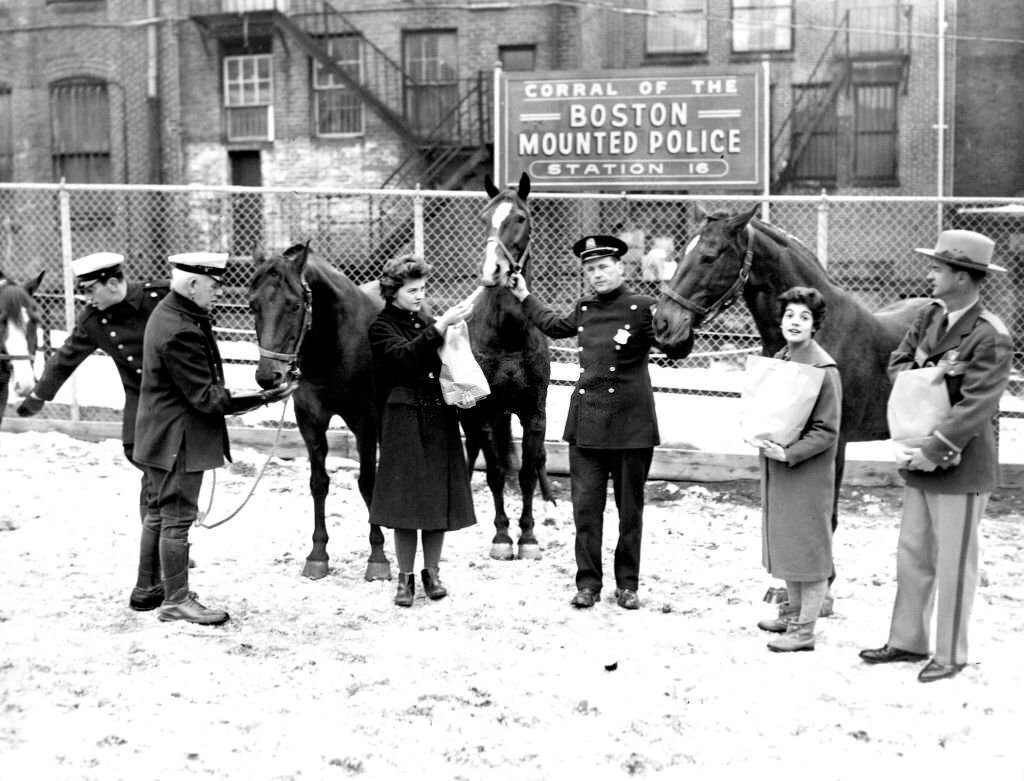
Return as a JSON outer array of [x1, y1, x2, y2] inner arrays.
[[255, 275, 312, 380], [660, 222, 755, 329]]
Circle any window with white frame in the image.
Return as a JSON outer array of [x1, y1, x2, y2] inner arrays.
[[854, 83, 898, 184], [646, 0, 707, 55], [224, 54, 273, 141], [314, 35, 363, 137], [732, 0, 792, 53]]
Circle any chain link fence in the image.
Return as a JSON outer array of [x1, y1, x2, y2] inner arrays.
[[2, 182, 1022, 432]]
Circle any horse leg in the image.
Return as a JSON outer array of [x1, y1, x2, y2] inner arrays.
[[301, 426, 332, 581], [515, 418, 546, 560], [347, 410, 390, 582], [478, 421, 513, 560]]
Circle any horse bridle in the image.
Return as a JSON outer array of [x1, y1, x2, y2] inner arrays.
[[0, 280, 38, 364], [660, 222, 755, 328], [255, 275, 312, 379], [482, 195, 531, 283]]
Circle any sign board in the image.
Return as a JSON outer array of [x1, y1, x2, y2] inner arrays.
[[498, 67, 762, 191]]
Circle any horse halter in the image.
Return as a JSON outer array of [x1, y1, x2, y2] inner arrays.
[[660, 222, 755, 328], [256, 275, 312, 379], [481, 195, 531, 282], [0, 281, 38, 364]]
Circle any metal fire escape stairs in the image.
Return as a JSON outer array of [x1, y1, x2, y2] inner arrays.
[[772, 5, 912, 191]]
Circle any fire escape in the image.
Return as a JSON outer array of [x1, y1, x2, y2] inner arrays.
[[772, 4, 912, 191], [189, 1, 493, 259]]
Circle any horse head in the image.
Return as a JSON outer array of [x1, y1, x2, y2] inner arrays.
[[248, 243, 313, 390], [0, 269, 45, 397], [653, 205, 759, 356], [479, 171, 531, 288]]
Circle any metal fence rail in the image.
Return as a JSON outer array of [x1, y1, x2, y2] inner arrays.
[[2, 183, 1022, 431]]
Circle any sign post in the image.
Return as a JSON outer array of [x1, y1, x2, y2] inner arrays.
[[498, 67, 762, 191]]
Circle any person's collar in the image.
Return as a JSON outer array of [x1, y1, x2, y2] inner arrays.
[[942, 295, 980, 329], [594, 283, 627, 302], [167, 289, 212, 318]]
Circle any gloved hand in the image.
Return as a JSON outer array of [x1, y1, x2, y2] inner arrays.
[[16, 394, 45, 417]]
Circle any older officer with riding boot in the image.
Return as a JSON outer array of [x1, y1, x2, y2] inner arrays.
[[509, 235, 691, 610], [134, 252, 293, 625], [860, 230, 1013, 682], [15, 253, 172, 609]]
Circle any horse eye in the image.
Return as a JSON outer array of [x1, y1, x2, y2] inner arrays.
[[289, 302, 300, 313]]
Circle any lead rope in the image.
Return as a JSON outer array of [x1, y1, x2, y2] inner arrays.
[[194, 395, 291, 530]]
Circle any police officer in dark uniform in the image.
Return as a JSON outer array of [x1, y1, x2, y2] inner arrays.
[[17, 253, 172, 607], [509, 235, 692, 610], [134, 252, 293, 626]]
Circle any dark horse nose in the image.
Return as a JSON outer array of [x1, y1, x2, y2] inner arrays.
[[255, 361, 286, 389]]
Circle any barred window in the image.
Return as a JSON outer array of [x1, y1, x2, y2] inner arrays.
[[403, 30, 459, 136], [732, 0, 792, 53], [314, 35, 363, 137], [50, 78, 111, 183], [789, 83, 837, 182], [647, 0, 707, 55], [854, 84, 898, 184], [0, 85, 11, 181], [224, 54, 273, 141]]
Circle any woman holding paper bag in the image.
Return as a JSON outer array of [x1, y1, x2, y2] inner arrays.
[[751, 287, 842, 652], [368, 255, 479, 607]]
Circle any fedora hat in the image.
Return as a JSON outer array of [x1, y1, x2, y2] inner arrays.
[[572, 234, 629, 264], [914, 229, 1005, 273]]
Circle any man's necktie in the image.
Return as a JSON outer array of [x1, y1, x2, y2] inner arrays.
[[936, 314, 949, 343]]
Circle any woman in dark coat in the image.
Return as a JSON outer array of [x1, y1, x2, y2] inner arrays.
[[368, 255, 479, 607], [751, 286, 842, 652]]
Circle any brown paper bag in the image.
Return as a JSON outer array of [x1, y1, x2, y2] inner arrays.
[[887, 366, 951, 446], [740, 355, 825, 447], [438, 320, 490, 406]]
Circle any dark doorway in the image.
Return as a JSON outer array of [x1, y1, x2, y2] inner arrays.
[[229, 150, 263, 255]]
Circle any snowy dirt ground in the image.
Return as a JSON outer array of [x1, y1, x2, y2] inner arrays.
[[1, 431, 1023, 781]]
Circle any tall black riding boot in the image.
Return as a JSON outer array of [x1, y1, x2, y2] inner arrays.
[[157, 537, 229, 625], [129, 520, 164, 611]]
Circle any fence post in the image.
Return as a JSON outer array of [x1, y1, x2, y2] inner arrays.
[[57, 182, 79, 422], [413, 185, 425, 259], [816, 189, 830, 269]]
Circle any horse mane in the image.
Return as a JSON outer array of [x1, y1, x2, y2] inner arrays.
[[751, 217, 827, 273]]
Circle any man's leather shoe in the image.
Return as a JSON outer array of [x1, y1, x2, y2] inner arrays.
[[570, 588, 599, 609], [158, 592, 229, 625], [858, 644, 929, 665], [615, 588, 639, 610], [917, 660, 965, 683]]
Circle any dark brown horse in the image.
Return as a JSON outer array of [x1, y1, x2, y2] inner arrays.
[[653, 206, 928, 524], [0, 270, 45, 425], [248, 245, 389, 580], [461, 172, 555, 560]]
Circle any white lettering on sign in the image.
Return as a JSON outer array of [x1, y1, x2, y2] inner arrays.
[[689, 78, 738, 94], [524, 82, 621, 98], [568, 102, 688, 128], [544, 162, 667, 176], [518, 131, 640, 156], [648, 128, 742, 155]]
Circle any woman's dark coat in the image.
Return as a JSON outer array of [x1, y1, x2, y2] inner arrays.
[[367, 304, 476, 532], [760, 340, 842, 581]]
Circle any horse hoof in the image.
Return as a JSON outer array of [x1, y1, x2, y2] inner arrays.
[[364, 561, 392, 582], [517, 543, 542, 561], [302, 560, 330, 580], [489, 543, 515, 561]]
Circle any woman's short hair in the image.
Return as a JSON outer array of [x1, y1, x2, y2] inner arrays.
[[777, 286, 827, 331], [378, 254, 432, 302]]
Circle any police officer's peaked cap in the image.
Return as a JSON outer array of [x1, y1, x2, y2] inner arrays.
[[72, 252, 124, 283], [168, 252, 229, 279], [572, 235, 629, 264]]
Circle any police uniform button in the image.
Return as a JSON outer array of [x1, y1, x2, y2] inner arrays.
[[578, 389, 586, 395], [582, 305, 588, 311], [100, 318, 108, 324], [630, 304, 637, 310], [117, 344, 125, 350], [624, 324, 631, 330], [578, 347, 583, 353], [609, 366, 616, 372], [615, 345, 621, 351], [110, 331, 116, 338], [415, 322, 421, 328], [577, 326, 584, 332], [428, 371, 435, 379], [150, 292, 158, 298], [127, 356, 134, 362], [608, 388, 615, 393], [135, 368, 142, 374]]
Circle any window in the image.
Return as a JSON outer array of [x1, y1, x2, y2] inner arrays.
[[732, 0, 792, 53], [854, 84, 898, 183], [499, 45, 536, 72], [789, 84, 836, 182], [0, 85, 11, 181], [224, 54, 273, 141], [314, 36, 363, 136], [646, 0, 707, 55], [403, 31, 458, 136], [50, 78, 111, 183]]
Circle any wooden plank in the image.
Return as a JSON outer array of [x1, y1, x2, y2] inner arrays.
[[3, 417, 1021, 488]]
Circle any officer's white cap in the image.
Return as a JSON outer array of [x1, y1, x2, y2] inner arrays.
[[168, 252, 229, 279], [72, 252, 124, 282]]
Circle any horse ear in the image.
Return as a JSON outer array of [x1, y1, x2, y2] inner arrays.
[[727, 205, 759, 234], [289, 241, 311, 275], [251, 242, 266, 264], [517, 172, 531, 200], [694, 205, 707, 224], [25, 270, 45, 295], [483, 174, 499, 199]]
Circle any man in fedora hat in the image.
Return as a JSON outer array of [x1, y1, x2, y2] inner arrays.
[[16, 252, 175, 601], [860, 229, 1013, 682], [509, 234, 691, 610], [133, 252, 294, 625]]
